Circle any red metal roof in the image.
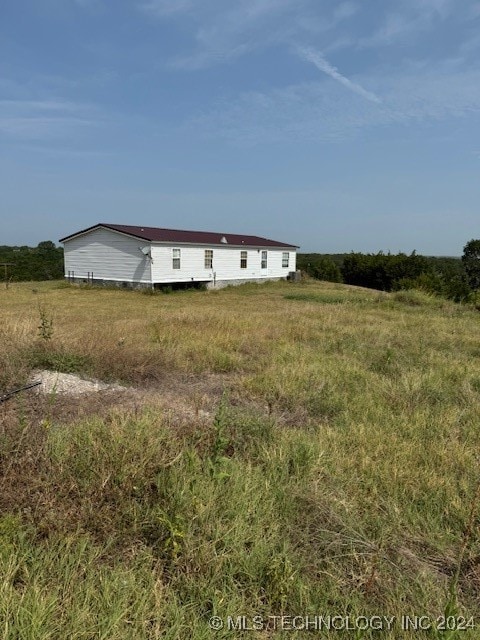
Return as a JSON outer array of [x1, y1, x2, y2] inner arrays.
[[60, 223, 298, 248]]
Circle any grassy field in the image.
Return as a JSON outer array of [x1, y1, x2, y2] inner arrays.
[[1, 279, 480, 639]]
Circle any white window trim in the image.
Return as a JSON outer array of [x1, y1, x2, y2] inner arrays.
[[240, 250, 247, 269], [261, 250, 267, 269], [205, 249, 213, 269]]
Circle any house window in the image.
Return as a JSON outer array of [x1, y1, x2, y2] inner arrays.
[[173, 248, 181, 269], [240, 250, 247, 269], [205, 249, 213, 269], [261, 250, 267, 269], [282, 252, 289, 268]]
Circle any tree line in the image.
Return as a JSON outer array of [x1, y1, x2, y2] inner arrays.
[[3, 239, 480, 303], [297, 240, 480, 302], [0, 241, 64, 282]]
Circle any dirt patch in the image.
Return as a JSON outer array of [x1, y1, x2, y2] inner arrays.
[[10, 369, 307, 430], [16, 369, 238, 427], [21, 369, 304, 428], [31, 370, 128, 396]]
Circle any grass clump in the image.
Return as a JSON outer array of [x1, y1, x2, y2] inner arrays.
[[392, 289, 443, 307]]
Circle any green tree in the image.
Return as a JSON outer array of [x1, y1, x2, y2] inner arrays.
[[341, 251, 432, 292], [0, 242, 63, 281], [37, 240, 57, 252], [462, 239, 480, 291], [309, 257, 342, 282]]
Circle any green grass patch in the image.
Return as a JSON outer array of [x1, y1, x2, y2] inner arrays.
[[284, 292, 358, 304], [28, 344, 92, 374]]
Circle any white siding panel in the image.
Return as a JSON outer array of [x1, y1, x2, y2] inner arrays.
[[63, 228, 151, 283], [150, 245, 296, 284]]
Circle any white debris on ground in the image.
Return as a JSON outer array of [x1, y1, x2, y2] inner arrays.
[[31, 370, 128, 396]]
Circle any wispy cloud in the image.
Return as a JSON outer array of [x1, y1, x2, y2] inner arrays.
[[297, 47, 381, 103], [186, 63, 480, 146], [357, 0, 461, 49], [135, 0, 480, 145], [0, 99, 88, 112], [169, 43, 254, 71], [139, 0, 478, 70], [140, 0, 359, 70], [9, 143, 114, 159], [0, 117, 93, 139], [186, 82, 382, 146], [416, 0, 455, 19], [0, 99, 100, 140], [358, 13, 420, 48]]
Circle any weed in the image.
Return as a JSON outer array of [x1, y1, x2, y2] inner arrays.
[[207, 393, 232, 478], [140, 287, 157, 296], [37, 303, 53, 341]]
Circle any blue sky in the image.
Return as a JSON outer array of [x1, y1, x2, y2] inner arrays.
[[1, 0, 479, 254]]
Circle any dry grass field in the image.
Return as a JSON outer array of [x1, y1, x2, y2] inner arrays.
[[1, 279, 480, 638]]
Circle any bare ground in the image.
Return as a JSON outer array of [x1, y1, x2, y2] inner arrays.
[[2, 367, 309, 437], [14, 369, 236, 428]]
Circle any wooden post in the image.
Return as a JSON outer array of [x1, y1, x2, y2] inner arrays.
[[0, 263, 14, 289]]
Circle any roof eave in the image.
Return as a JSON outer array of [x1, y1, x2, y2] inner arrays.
[[150, 240, 298, 249], [59, 223, 299, 248], [59, 223, 151, 243]]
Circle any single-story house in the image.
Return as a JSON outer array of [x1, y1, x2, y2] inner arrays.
[[59, 223, 298, 289]]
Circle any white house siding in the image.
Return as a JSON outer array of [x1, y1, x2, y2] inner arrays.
[[63, 227, 151, 283], [150, 245, 296, 286]]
